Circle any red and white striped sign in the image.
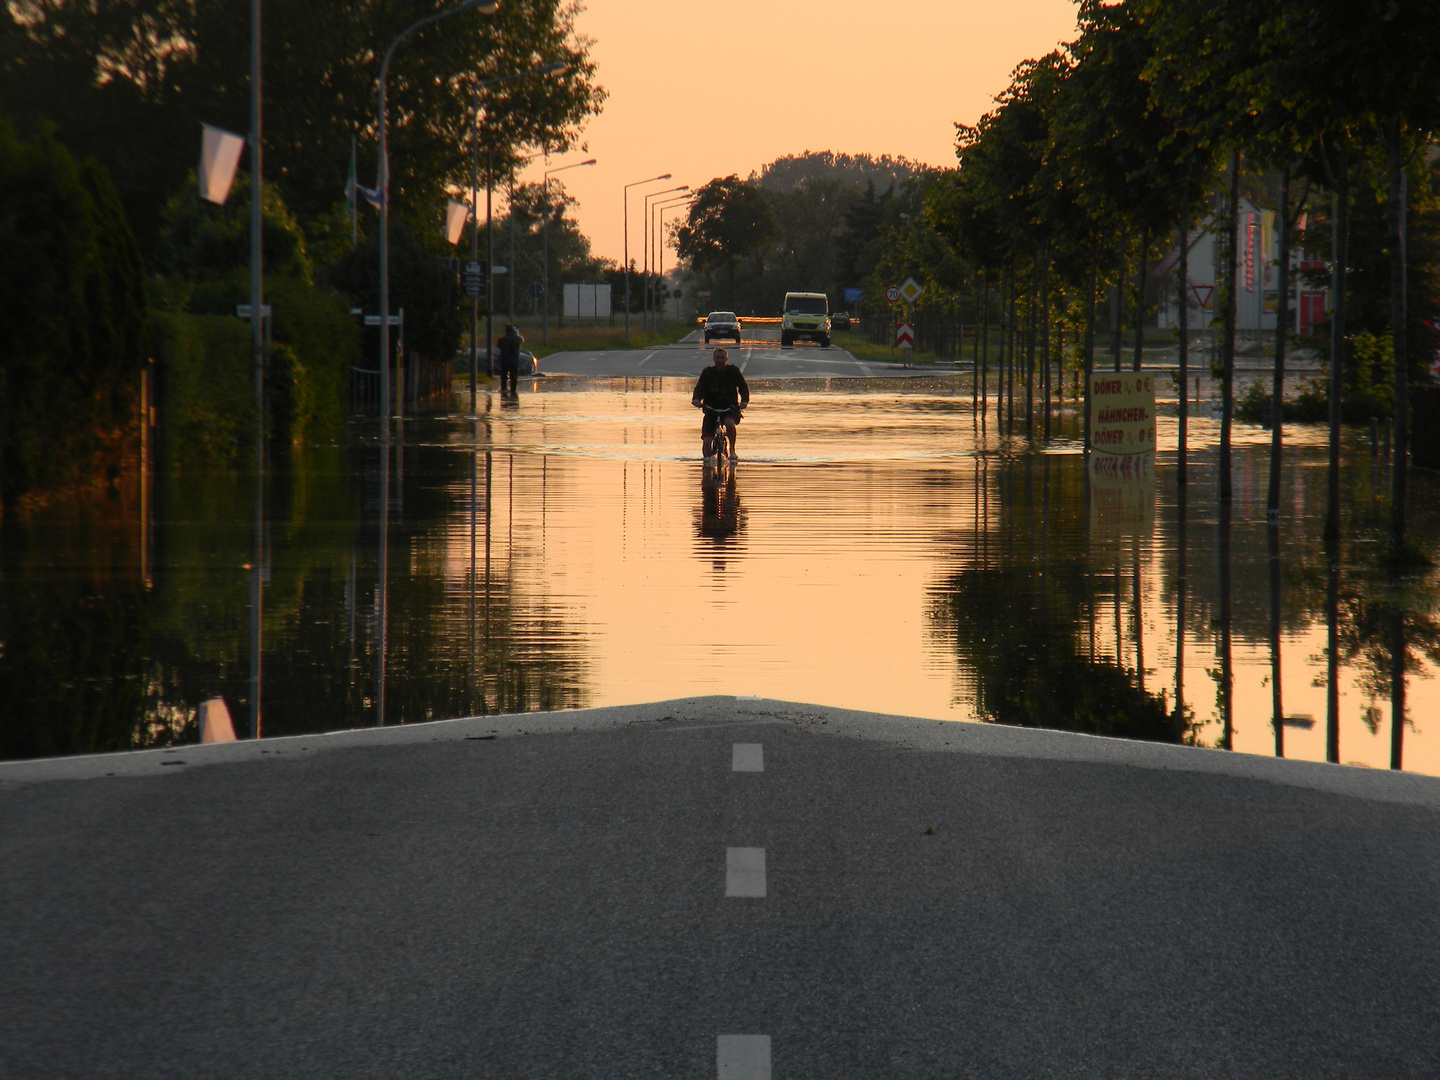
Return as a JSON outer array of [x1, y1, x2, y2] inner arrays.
[[895, 322, 914, 349]]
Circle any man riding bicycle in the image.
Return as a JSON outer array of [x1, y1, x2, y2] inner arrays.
[[692, 347, 749, 463]]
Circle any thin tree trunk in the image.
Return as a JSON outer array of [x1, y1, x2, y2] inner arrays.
[[1025, 255, 1037, 438], [1007, 265, 1017, 432], [1268, 165, 1292, 523], [1112, 239, 1125, 374], [980, 271, 990, 435], [1133, 226, 1148, 372], [1388, 121, 1409, 560], [1325, 157, 1348, 546], [1084, 251, 1097, 453], [1177, 203, 1190, 486], [1041, 256, 1052, 441], [1221, 149, 1240, 502]]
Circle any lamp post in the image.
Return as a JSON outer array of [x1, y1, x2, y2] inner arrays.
[[623, 173, 670, 340], [379, 0, 498, 429], [642, 185, 687, 333], [376, 0, 497, 729], [651, 192, 691, 331], [469, 61, 567, 411], [248, 0, 263, 740], [657, 195, 693, 333], [541, 157, 596, 345]]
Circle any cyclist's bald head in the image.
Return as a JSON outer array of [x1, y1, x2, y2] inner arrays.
[[712, 347, 729, 365]]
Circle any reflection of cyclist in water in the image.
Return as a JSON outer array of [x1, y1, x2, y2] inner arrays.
[[691, 347, 749, 463], [697, 467, 742, 542]]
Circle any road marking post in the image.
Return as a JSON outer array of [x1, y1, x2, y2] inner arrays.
[[732, 744, 764, 772], [717, 1035, 771, 1080], [725, 847, 766, 897]]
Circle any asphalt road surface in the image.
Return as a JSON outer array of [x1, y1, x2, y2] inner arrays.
[[539, 325, 938, 380], [3, 699, 1439, 1079]]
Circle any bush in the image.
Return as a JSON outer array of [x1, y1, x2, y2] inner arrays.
[[151, 311, 253, 469]]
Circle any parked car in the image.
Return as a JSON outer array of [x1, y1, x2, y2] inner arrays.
[[703, 311, 742, 344]]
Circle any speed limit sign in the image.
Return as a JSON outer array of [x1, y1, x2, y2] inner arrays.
[[885, 284, 901, 304]]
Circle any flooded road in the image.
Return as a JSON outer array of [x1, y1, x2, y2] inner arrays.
[[4, 375, 1437, 773]]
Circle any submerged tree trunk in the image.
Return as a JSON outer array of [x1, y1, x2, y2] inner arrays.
[[1177, 203, 1190, 486], [1041, 256, 1052, 441], [1388, 121, 1409, 560], [1084, 251, 1097, 453], [1325, 150, 1349, 545], [1025, 256, 1038, 439], [1112, 238, 1126, 374], [1007, 265, 1018, 433], [980, 271, 990, 435], [1133, 226, 1148, 372], [1268, 166, 1292, 523], [1221, 150, 1239, 502]]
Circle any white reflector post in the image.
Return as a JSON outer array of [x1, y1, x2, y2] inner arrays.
[[198, 124, 246, 205], [444, 200, 469, 245]]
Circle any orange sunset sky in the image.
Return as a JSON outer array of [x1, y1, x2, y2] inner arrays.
[[511, 0, 1083, 267]]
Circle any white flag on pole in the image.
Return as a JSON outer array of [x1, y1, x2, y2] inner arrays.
[[198, 123, 246, 204], [444, 200, 470, 245]]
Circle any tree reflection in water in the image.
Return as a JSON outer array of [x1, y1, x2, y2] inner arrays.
[[944, 452, 1181, 742]]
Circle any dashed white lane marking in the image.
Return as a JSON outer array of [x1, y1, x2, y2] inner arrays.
[[732, 743, 764, 772], [636, 351, 657, 365], [725, 847, 766, 897], [717, 1034, 771, 1080]]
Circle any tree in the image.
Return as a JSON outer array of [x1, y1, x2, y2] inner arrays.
[[0, 0, 605, 244], [0, 119, 149, 512], [674, 176, 779, 313]]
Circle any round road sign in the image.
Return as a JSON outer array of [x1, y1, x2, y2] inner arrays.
[[885, 285, 901, 304]]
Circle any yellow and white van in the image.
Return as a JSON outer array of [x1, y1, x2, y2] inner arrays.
[[780, 292, 831, 348]]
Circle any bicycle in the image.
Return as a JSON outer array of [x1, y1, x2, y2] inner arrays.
[[699, 403, 740, 465]]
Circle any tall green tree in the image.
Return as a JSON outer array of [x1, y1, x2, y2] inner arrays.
[[674, 176, 780, 313]]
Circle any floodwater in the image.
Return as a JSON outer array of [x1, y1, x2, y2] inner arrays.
[[4, 375, 1438, 774]]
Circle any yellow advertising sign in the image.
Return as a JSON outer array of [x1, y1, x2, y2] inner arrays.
[[1089, 372, 1157, 456]]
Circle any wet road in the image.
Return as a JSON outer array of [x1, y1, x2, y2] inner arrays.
[[540, 324, 930, 379], [4, 698, 1438, 1079]]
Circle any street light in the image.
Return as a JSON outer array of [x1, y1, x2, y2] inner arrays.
[[623, 173, 671, 340], [468, 60, 568, 411], [643, 185, 688, 333], [657, 195, 694, 332], [542, 157, 597, 345], [376, 0, 498, 729]]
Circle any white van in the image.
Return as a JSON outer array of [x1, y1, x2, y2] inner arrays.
[[780, 292, 831, 348]]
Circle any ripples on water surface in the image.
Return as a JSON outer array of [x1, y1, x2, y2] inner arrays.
[[3, 376, 1437, 773]]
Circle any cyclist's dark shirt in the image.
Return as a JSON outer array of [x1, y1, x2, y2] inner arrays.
[[692, 364, 749, 411]]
